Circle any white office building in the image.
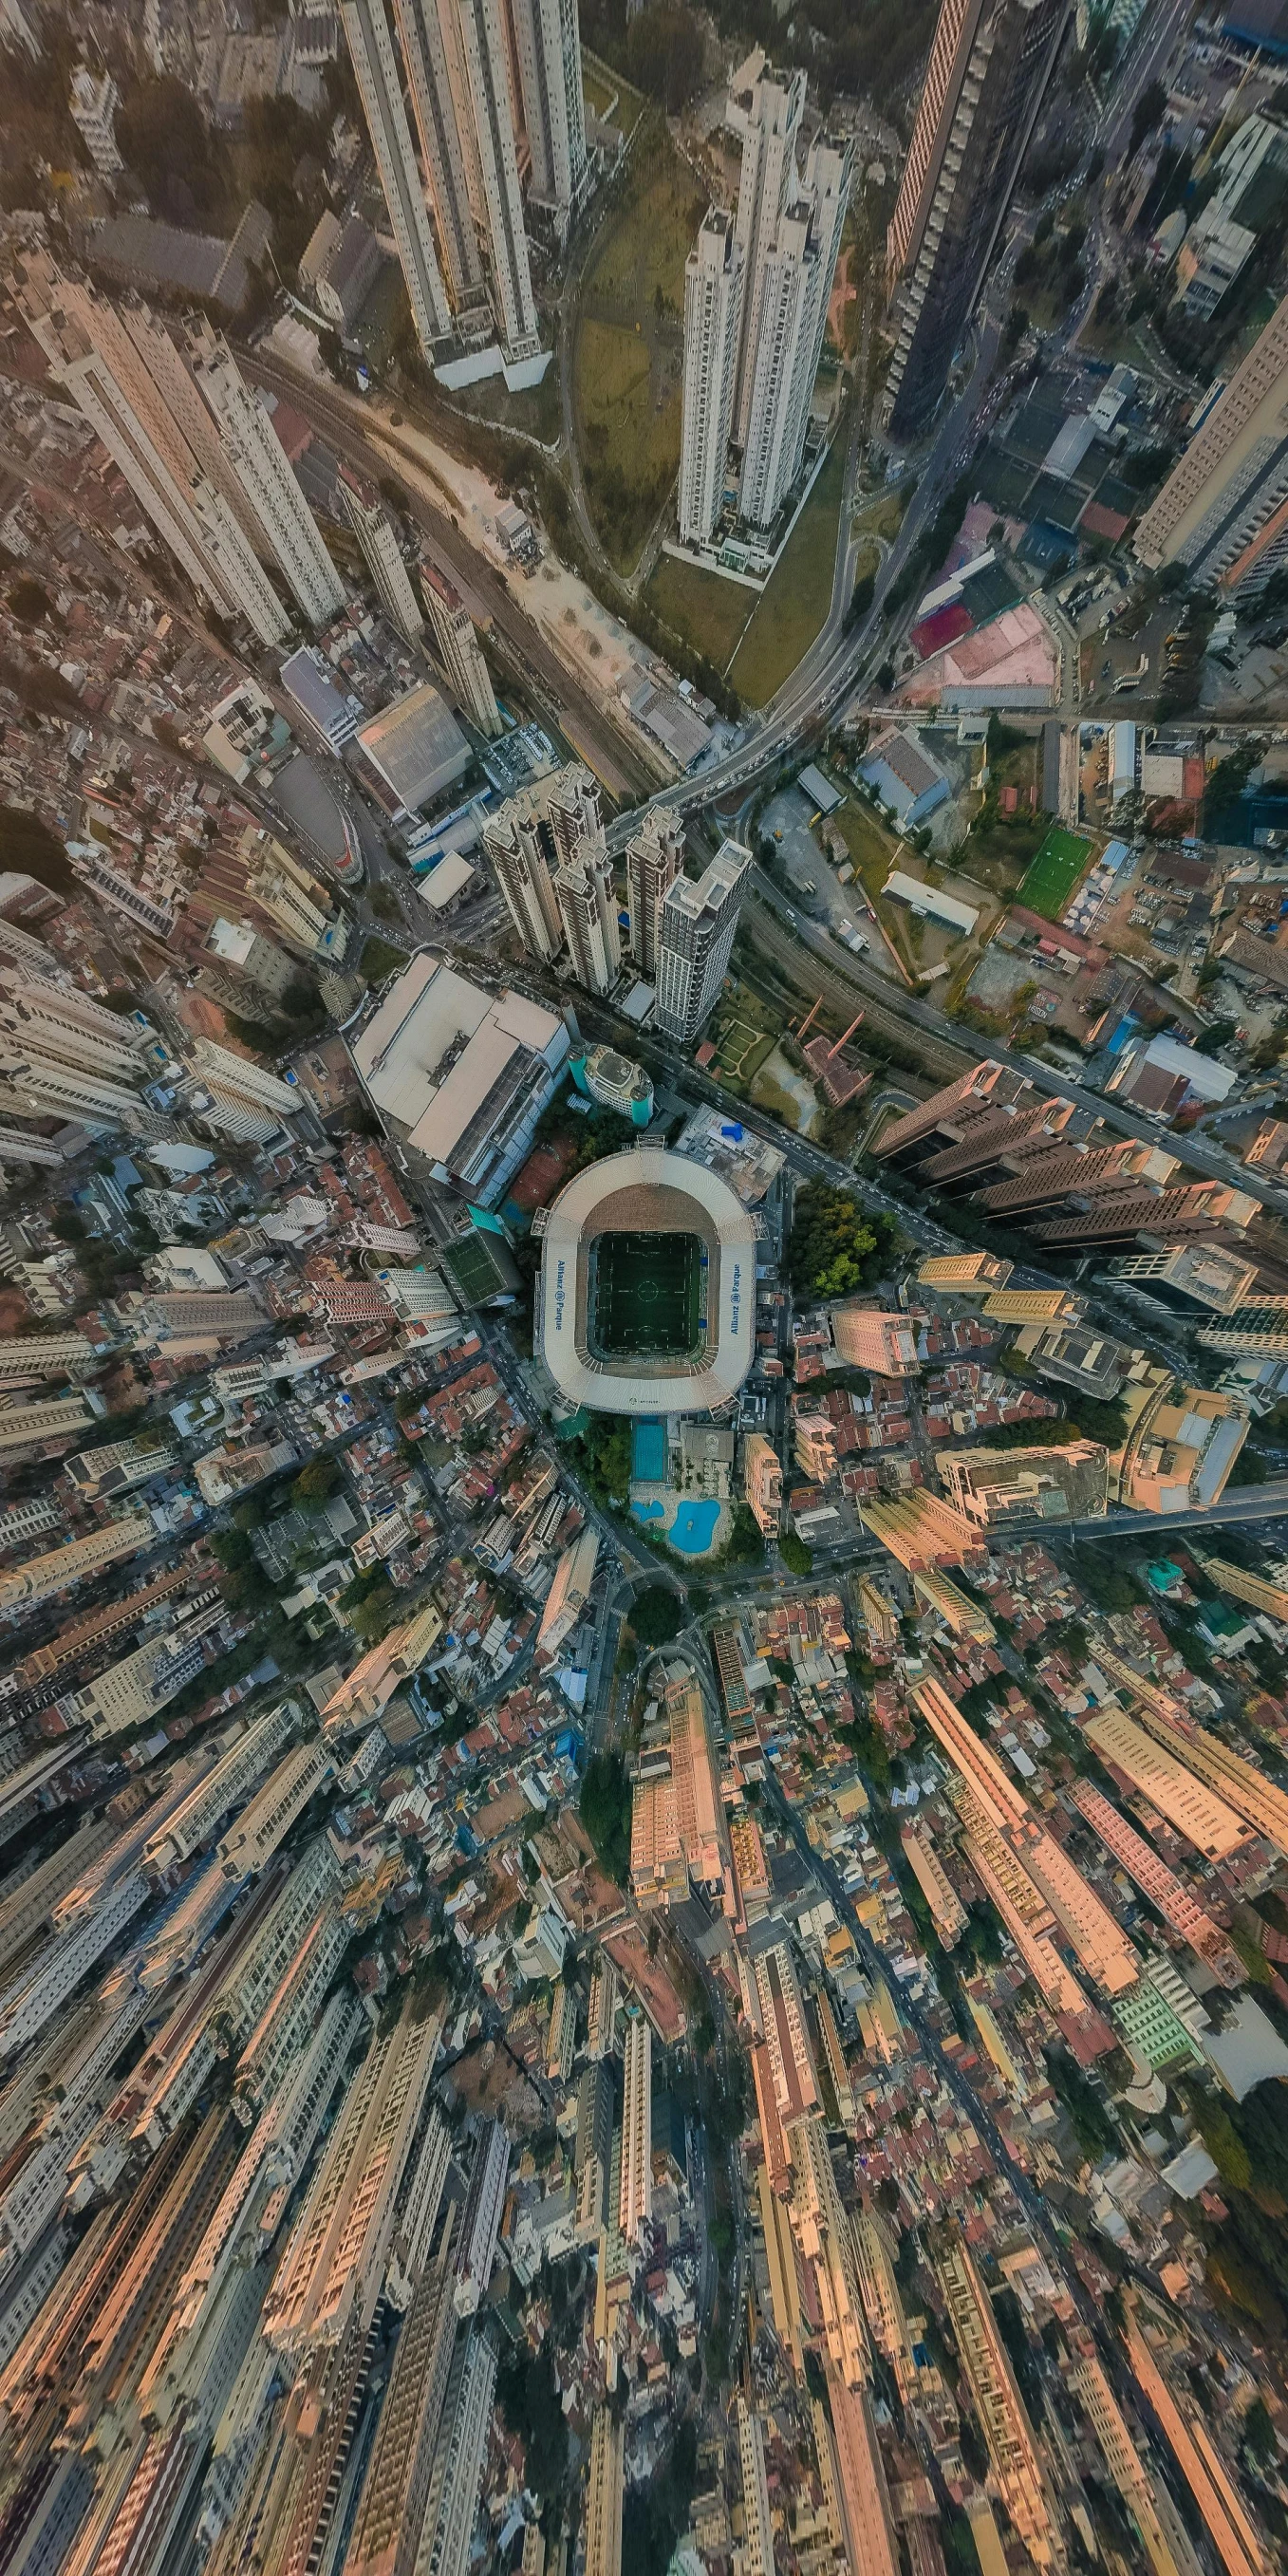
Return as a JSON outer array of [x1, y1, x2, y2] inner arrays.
[[680, 209, 743, 544], [453, 2117, 510, 2314], [454, 0, 542, 362], [341, 0, 453, 357], [654, 840, 751, 1041], [339, 467, 425, 643]]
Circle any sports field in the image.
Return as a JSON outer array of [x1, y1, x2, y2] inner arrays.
[[592, 1231, 701, 1355], [1017, 826, 1093, 922]]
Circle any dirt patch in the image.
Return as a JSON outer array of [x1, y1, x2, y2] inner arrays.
[[446, 2038, 546, 2133]]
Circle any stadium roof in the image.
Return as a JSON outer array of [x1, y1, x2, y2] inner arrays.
[[537, 1146, 756, 1417]]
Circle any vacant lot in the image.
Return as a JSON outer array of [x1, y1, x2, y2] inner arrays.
[[1017, 825, 1093, 921], [573, 128, 701, 570], [730, 429, 848, 706], [644, 555, 757, 673]]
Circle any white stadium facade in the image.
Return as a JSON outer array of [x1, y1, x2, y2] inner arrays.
[[535, 1147, 756, 1418]]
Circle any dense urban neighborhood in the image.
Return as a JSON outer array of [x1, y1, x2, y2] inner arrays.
[[7, 8, 1288, 2576]]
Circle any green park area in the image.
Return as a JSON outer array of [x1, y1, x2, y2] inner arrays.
[[1017, 825, 1094, 921], [728, 429, 849, 706], [644, 556, 757, 674], [573, 127, 703, 572]]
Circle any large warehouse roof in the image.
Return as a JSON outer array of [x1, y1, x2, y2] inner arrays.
[[537, 1147, 756, 1417]]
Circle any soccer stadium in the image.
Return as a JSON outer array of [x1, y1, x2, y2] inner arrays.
[[536, 1147, 757, 1417]]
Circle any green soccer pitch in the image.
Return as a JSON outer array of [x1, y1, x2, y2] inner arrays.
[[592, 1231, 702, 1356], [1017, 826, 1092, 922]]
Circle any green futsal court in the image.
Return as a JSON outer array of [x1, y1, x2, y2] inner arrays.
[[592, 1231, 702, 1355]]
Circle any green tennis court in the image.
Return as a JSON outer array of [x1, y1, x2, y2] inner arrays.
[[1017, 826, 1093, 922], [592, 1231, 701, 1355]]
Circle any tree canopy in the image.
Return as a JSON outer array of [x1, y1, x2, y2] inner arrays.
[[787, 1180, 881, 1300]]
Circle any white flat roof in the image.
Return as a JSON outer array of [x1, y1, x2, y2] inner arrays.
[[885, 870, 978, 934], [351, 952, 563, 1165], [538, 1147, 756, 1417]]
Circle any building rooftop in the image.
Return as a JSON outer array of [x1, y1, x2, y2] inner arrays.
[[350, 951, 565, 1168], [357, 682, 471, 816]]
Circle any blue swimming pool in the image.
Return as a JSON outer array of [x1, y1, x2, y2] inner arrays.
[[631, 1420, 666, 1482], [631, 1500, 665, 1522], [668, 1501, 720, 1553]]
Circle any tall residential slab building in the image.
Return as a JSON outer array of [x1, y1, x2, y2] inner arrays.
[[680, 209, 742, 543], [340, 468, 425, 643], [420, 559, 501, 733], [394, 0, 490, 320], [18, 260, 289, 647], [619, 2007, 652, 2245], [625, 809, 684, 973], [452, 0, 542, 361], [1134, 293, 1288, 590], [739, 137, 851, 530], [548, 766, 620, 995], [654, 840, 751, 1040], [185, 319, 346, 625], [341, 0, 453, 358], [881, 0, 1067, 440], [732, 67, 807, 450], [511, 0, 588, 239]]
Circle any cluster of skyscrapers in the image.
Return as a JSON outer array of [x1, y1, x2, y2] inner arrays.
[[340, 0, 588, 378], [484, 767, 750, 1038], [680, 70, 852, 543], [17, 252, 348, 650]]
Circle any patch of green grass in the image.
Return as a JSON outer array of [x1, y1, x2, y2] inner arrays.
[[1016, 825, 1094, 921], [573, 129, 700, 571], [644, 555, 756, 673], [730, 430, 849, 706], [360, 935, 407, 984]]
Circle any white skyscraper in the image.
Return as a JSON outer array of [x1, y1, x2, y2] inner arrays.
[[485, 793, 564, 961], [394, 0, 491, 321], [421, 558, 500, 734], [550, 769, 619, 998], [69, 65, 123, 181], [625, 809, 684, 974], [339, 467, 425, 643], [679, 72, 849, 540], [510, 0, 588, 240], [680, 209, 742, 545], [739, 230, 815, 531], [341, 0, 453, 358], [654, 840, 751, 1042], [732, 67, 807, 450], [185, 319, 347, 625], [18, 260, 290, 647], [453, 0, 542, 362]]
